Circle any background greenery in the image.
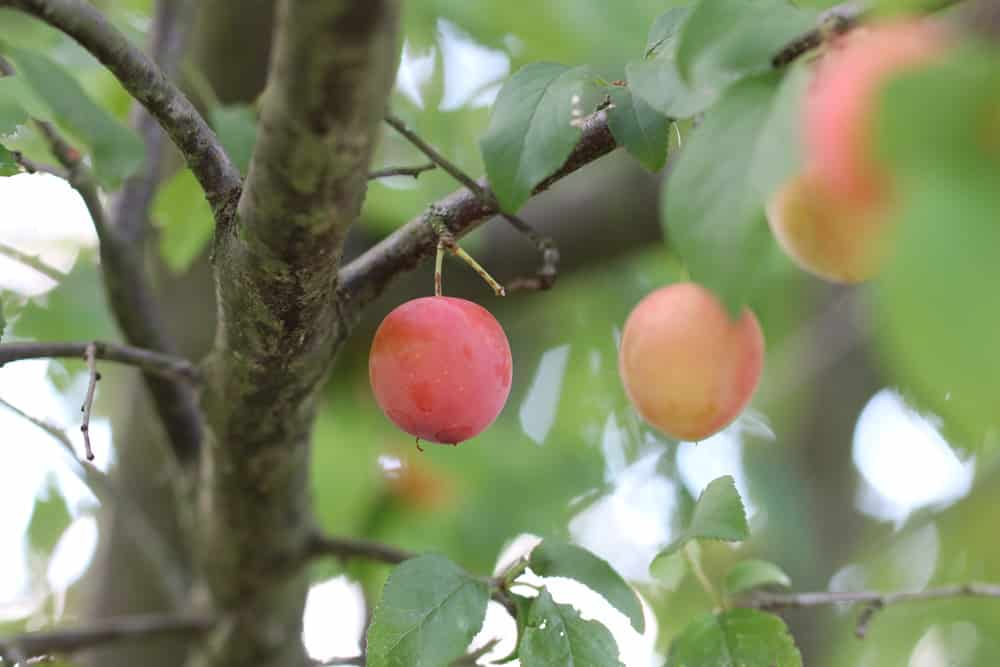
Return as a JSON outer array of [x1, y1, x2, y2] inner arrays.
[[2, 0, 998, 664]]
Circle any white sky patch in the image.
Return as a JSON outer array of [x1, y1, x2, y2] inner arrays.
[[395, 39, 436, 109], [0, 173, 95, 297], [570, 450, 678, 583], [852, 389, 974, 524], [909, 622, 981, 667], [437, 19, 509, 111], [675, 420, 757, 517], [302, 576, 367, 662], [519, 344, 570, 445], [0, 359, 110, 611]]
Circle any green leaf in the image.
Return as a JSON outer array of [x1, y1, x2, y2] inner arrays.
[[529, 540, 645, 633], [626, 59, 717, 120], [644, 6, 692, 59], [519, 588, 624, 667], [210, 105, 257, 176], [667, 608, 802, 667], [481, 63, 601, 211], [27, 476, 72, 555], [15, 259, 116, 342], [0, 77, 31, 135], [152, 169, 215, 274], [0, 143, 17, 176], [366, 554, 489, 667], [648, 549, 688, 590], [606, 86, 670, 172], [725, 559, 791, 596], [663, 67, 807, 313], [675, 0, 817, 89], [874, 47, 1000, 446], [0, 74, 48, 130], [2, 46, 144, 189], [653, 475, 748, 562]]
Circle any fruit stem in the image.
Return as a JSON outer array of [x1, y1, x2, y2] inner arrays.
[[427, 209, 506, 296], [450, 246, 505, 297], [435, 241, 445, 297]]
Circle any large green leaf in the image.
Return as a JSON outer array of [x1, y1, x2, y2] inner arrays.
[[529, 539, 645, 632], [152, 169, 215, 274], [627, 5, 713, 120], [874, 47, 1000, 447], [667, 608, 802, 667], [15, 259, 115, 342], [519, 588, 624, 667], [0, 143, 17, 176], [1, 46, 144, 188], [663, 67, 807, 313], [626, 58, 717, 120], [652, 475, 748, 565], [606, 85, 669, 172], [675, 0, 817, 88], [481, 63, 601, 211], [725, 559, 792, 596], [210, 105, 257, 176], [366, 554, 489, 667], [0, 77, 31, 135]]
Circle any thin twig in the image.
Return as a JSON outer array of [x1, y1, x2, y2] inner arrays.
[[368, 163, 437, 180], [1, 0, 242, 220], [0, 341, 200, 383], [0, 613, 214, 661], [0, 395, 77, 457], [78, 343, 99, 460], [339, 112, 616, 317], [305, 533, 416, 565], [0, 241, 66, 282], [384, 112, 559, 292], [7, 149, 63, 177], [746, 583, 1000, 638], [315, 638, 500, 667], [28, 86, 204, 465], [452, 638, 501, 665]]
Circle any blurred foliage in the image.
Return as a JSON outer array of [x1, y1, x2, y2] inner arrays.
[[2, 0, 1000, 664]]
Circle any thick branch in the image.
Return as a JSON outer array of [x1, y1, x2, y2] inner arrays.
[[110, 0, 197, 244], [9, 60, 206, 465], [0, 613, 213, 662], [0, 341, 199, 382], [1, 0, 241, 220], [197, 2, 400, 667], [338, 112, 616, 317]]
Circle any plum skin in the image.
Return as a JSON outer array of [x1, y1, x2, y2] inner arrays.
[[767, 20, 947, 284], [618, 283, 764, 442], [369, 296, 513, 444], [803, 19, 947, 208]]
